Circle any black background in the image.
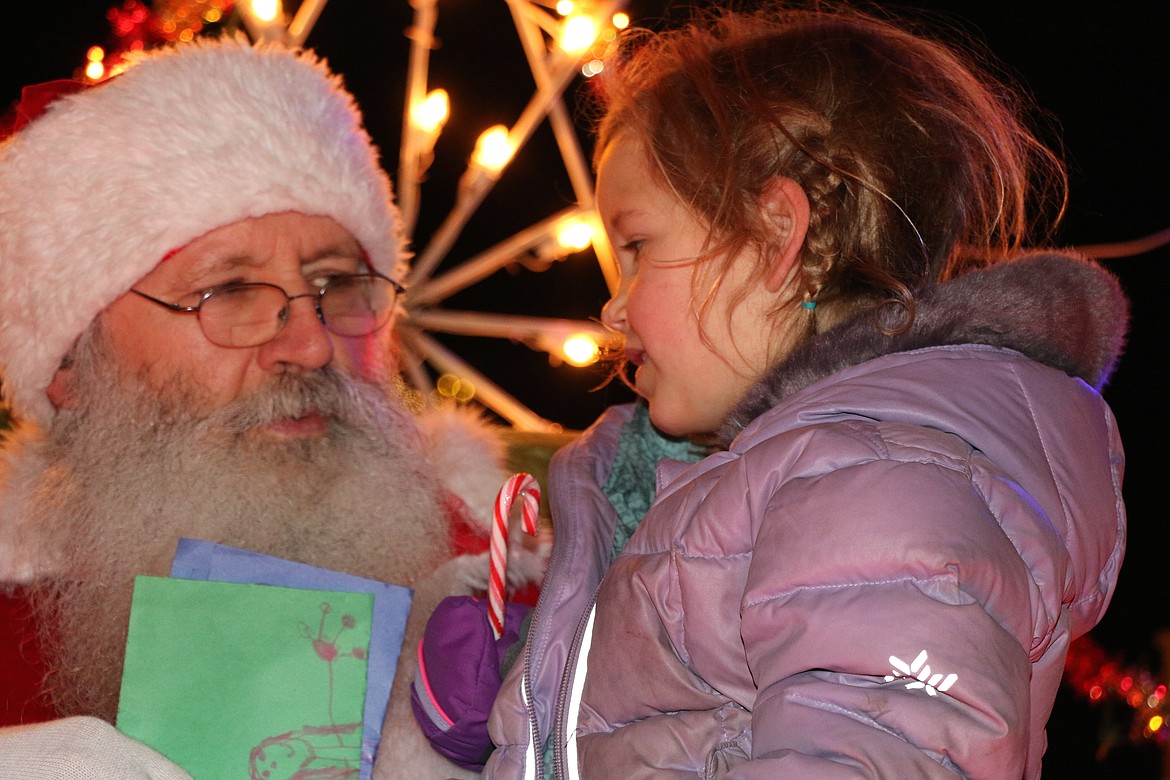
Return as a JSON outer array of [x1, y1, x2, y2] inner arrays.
[[5, 2, 1168, 774]]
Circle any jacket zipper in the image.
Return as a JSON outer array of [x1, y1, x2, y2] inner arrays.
[[522, 640, 543, 779], [551, 587, 601, 780]]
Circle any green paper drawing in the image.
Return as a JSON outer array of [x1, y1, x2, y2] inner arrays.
[[117, 576, 372, 780]]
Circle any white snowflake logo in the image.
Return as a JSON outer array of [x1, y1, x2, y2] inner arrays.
[[884, 650, 958, 697]]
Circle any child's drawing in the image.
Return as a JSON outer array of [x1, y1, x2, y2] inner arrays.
[[249, 602, 367, 780]]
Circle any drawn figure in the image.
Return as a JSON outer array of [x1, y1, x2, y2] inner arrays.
[[300, 602, 368, 730], [249, 724, 363, 780], [249, 602, 367, 779]]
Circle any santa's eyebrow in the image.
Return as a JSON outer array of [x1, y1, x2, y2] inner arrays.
[[301, 241, 365, 266]]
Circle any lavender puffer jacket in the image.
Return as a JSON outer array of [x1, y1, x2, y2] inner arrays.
[[486, 254, 1128, 779]]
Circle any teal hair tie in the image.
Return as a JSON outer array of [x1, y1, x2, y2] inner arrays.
[[801, 300, 817, 311]]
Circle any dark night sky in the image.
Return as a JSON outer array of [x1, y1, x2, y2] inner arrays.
[[5, 3, 1169, 769]]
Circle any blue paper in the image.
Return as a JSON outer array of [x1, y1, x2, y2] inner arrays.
[[172, 538, 412, 780]]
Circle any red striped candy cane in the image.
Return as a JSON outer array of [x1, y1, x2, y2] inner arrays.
[[489, 472, 541, 639]]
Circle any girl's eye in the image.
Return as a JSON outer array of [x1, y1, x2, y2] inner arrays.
[[620, 239, 645, 258]]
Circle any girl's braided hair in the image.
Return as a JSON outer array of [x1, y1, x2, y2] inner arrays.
[[590, 3, 1066, 336]]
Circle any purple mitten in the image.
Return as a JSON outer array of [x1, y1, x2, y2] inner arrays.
[[410, 595, 531, 770]]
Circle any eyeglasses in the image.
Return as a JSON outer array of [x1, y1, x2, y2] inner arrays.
[[131, 273, 406, 348]]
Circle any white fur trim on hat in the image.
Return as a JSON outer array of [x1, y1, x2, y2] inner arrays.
[[0, 35, 404, 429]]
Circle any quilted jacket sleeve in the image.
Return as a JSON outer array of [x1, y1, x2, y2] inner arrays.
[[728, 425, 1053, 778]]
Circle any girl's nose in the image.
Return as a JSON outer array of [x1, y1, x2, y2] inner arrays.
[[600, 288, 627, 333]]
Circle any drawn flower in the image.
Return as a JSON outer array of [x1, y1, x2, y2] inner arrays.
[[313, 638, 339, 662]]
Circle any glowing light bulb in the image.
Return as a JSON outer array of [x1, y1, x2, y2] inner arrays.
[[582, 59, 604, 78], [556, 0, 575, 15], [1149, 715, 1164, 733], [472, 125, 514, 173], [250, 0, 281, 23], [84, 61, 105, 81], [410, 89, 450, 135], [562, 334, 600, 367], [555, 218, 595, 252], [612, 13, 630, 30], [86, 46, 104, 63], [559, 14, 598, 54]]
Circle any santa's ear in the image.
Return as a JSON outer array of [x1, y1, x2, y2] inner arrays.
[[46, 359, 79, 411], [758, 177, 810, 293]]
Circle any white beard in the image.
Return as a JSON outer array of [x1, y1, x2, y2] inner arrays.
[[18, 326, 451, 724]]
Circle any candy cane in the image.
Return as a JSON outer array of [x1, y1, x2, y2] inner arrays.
[[489, 472, 541, 639]]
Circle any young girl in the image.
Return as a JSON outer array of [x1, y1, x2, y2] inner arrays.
[[485, 6, 1128, 778]]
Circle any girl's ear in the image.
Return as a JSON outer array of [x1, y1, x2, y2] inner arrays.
[[758, 177, 811, 293]]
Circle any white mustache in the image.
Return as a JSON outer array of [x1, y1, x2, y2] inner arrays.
[[202, 369, 382, 435]]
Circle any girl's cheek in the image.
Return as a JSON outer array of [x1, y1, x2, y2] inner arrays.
[[624, 283, 644, 324]]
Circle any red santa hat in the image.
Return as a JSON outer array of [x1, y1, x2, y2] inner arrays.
[[0, 35, 404, 429]]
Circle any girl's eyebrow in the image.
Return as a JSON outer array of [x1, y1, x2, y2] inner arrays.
[[608, 209, 644, 236]]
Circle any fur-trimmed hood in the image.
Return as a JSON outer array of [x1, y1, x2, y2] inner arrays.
[[722, 252, 1129, 441]]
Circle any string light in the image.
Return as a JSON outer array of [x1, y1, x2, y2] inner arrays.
[[76, 0, 237, 82], [1064, 633, 1170, 754], [84, 47, 106, 81], [472, 125, 514, 174], [554, 217, 595, 253], [561, 334, 601, 367], [410, 89, 450, 137], [249, 0, 281, 24], [559, 13, 598, 54]]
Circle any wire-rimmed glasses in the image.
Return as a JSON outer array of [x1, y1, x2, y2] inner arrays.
[[131, 273, 406, 348]]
